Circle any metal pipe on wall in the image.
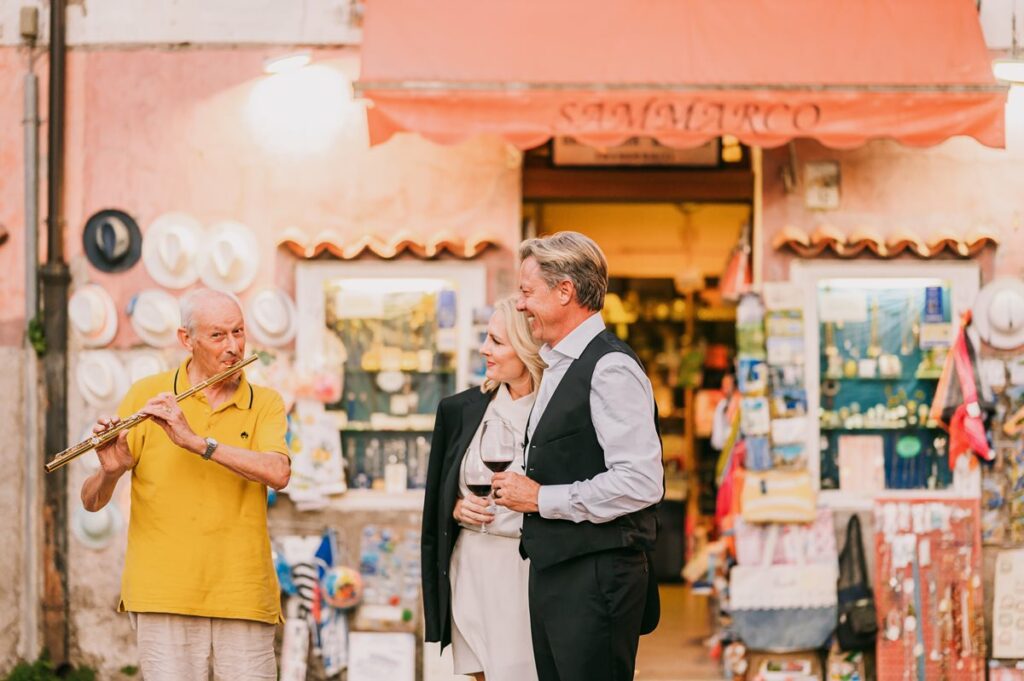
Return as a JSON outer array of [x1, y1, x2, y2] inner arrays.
[[21, 49, 41, 662], [40, 0, 70, 663]]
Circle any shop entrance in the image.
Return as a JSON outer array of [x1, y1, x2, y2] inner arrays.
[[522, 140, 753, 680]]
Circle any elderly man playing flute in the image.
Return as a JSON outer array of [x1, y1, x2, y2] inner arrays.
[[80, 288, 290, 681]]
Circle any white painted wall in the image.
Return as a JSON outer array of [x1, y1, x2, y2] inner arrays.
[[980, 0, 1024, 50], [0, 0, 362, 46]]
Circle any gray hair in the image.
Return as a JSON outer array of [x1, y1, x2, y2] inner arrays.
[[180, 288, 243, 336], [518, 231, 608, 311]]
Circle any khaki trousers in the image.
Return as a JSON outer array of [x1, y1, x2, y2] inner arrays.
[[130, 612, 277, 681]]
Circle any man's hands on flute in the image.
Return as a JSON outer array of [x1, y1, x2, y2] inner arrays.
[[138, 392, 206, 455], [93, 417, 133, 477]]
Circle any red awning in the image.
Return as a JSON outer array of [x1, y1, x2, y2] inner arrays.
[[357, 0, 1007, 149]]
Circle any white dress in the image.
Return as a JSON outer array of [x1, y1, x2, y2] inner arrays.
[[449, 384, 538, 681]]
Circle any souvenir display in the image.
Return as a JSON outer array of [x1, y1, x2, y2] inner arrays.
[[874, 498, 984, 681], [128, 289, 181, 348], [75, 350, 130, 407], [68, 284, 119, 348], [355, 525, 420, 631], [82, 208, 142, 273], [197, 220, 261, 293], [246, 287, 298, 347], [283, 401, 348, 509], [836, 515, 877, 652], [817, 281, 953, 491], [323, 279, 455, 490], [827, 648, 867, 681], [142, 212, 202, 289], [992, 549, 1024, 658], [990, 661, 1024, 681]]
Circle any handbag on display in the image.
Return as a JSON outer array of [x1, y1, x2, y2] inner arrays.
[[835, 515, 878, 651], [740, 469, 817, 523], [730, 523, 839, 651]]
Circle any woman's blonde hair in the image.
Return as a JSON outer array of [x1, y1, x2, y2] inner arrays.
[[481, 296, 546, 394]]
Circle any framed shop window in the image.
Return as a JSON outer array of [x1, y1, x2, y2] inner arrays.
[[790, 260, 981, 508], [296, 261, 488, 508]]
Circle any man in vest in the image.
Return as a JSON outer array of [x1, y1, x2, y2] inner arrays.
[[492, 231, 664, 681]]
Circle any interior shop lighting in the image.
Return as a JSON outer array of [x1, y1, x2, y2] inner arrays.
[[264, 52, 312, 75]]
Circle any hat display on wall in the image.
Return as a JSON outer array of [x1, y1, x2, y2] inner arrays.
[[142, 212, 203, 289], [68, 284, 118, 348], [83, 209, 143, 273], [127, 351, 169, 384], [129, 289, 181, 348], [198, 221, 261, 293], [76, 350, 130, 407], [247, 288, 297, 347], [972, 277, 1024, 350], [71, 502, 124, 550]]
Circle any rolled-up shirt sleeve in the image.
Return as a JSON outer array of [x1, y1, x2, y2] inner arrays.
[[537, 354, 664, 523]]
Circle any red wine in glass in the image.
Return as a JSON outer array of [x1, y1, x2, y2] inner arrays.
[[467, 483, 492, 497], [483, 460, 511, 473]]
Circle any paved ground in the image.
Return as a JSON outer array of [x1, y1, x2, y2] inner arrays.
[[635, 584, 725, 681]]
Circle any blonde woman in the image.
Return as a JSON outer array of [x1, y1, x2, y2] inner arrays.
[[422, 296, 545, 681]]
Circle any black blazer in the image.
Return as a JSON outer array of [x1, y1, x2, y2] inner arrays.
[[421, 386, 494, 650]]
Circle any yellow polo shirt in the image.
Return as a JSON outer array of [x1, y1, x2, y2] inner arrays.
[[116, 358, 289, 624]]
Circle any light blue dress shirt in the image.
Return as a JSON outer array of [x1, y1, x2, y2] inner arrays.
[[528, 313, 664, 524]]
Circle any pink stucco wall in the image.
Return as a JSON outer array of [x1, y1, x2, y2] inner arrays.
[[761, 137, 1024, 283], [0, 47, 521, 347]]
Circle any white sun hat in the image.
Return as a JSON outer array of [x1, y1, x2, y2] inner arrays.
[[142, 212, 203, 290], [129, 289, 181, 348], [76, 350, 130, 407], [247, 288, 297, 347], [71, 501, 124, 550], [127, 351, 169, 384], [973, 277, 1024, 350], [198, 221, 261, 294], [68, 284, 118, 348]]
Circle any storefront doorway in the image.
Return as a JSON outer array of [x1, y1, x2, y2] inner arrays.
[[522, 139, 752, 679]]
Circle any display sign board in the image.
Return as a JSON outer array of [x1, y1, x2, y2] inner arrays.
[[552, 136, 720, 166]]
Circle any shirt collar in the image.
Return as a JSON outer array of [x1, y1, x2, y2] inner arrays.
[[174, 357, 254, 411], [540, 312, 606, 363]]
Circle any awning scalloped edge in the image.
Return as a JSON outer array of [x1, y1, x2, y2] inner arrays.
[[772, 226, 999, 259], [277, 228, 501, 260]]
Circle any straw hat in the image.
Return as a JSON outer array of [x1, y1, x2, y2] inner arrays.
[[142, 212, 202, 289], [198, 221, 260, 293], [68, 284, 118, 348], [127, 351, 169, 384], [76, 350, 130, 407], [129, 289, 180, 348], [82, 209, 142, 273], [71, 502, 124, 550], [972, 278, 1024, 350], [247, 288, 297, 347]]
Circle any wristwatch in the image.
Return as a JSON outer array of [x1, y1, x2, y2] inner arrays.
[[201, 437, 219, 460]]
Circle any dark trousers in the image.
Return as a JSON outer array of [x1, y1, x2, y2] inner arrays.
[[528, 549, 649, 681]]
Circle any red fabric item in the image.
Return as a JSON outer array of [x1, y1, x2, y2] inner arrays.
[[947, 318, 993, 468], [359, 0, 1005, 149]]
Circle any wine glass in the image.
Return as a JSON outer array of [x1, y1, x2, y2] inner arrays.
[[463, 451, 495, 534], [480, 419, 516, 519]]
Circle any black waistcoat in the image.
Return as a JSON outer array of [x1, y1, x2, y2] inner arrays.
[[521, 329, 660, 570]]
